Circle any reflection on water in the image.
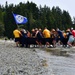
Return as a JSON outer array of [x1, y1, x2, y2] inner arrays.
[[46, 48, 70, 57], [36, 48, 75, 75]]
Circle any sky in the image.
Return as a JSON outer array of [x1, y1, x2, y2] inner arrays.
[[0, 0, 75, 20]]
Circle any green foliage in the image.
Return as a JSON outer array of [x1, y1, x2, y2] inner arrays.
[[0, 22, 4, 36], [0, 1, 73, 38]]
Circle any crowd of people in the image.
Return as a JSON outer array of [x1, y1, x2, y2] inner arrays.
[[13, 27, 75, 48]]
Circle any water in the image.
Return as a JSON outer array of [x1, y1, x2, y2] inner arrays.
[[0, 40, 75, 75], [36, 47, 75, 75]]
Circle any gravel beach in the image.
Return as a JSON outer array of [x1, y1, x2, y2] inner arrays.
[[0, 40, 75, 75], [0, 40, 52, 75]]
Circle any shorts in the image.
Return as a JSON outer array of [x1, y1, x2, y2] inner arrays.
[[74, 37, 75, 43], [68, 35, 74, 43], [15, 38, 20, 42], [45, 38, 50, 43]]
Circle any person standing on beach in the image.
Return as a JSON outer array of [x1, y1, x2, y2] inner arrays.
[[56, 28, 64, 45], [66, 28, 74, 47], [43, 27, 51, 47], [13, 28, 22, 47], [71, 27, 75, 46], [20, 29, 28, 47]]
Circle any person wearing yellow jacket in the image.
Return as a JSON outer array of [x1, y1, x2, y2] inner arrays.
[[13, 28, 22, 47], [43, 27, 51, 47]]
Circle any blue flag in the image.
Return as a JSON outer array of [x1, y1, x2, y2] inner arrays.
[[13, 13, 28, 24]]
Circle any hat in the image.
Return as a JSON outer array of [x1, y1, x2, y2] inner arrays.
[[56, 28, 59, 31], [31, 29, 35, 32], [62, 30, 65, 32], [66, 29, 70, 32], [39, 28, 42, 31], [71, 27, 73, 30], [24, 30, 27, 33], [35, 28, 38, 31], [52, 29, 55, 32]]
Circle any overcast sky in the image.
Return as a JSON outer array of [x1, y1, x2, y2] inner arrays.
[[0, 0, 75, 19]]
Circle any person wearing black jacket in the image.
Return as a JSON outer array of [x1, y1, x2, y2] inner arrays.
[[20, 29, 28, 47]]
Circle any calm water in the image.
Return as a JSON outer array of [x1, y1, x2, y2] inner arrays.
[[37, 47, 75, 75]]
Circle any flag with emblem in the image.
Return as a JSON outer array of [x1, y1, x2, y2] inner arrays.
[[13, 13, 28, 24]]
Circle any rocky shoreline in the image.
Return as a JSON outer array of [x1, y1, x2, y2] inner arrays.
[[0, 40, 52, 75], [0, 40, 75, 75]]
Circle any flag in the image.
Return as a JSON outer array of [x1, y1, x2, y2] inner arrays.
[[13, 13, 28, 24]]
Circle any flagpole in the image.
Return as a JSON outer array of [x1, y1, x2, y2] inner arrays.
[[12, 12, 28, 29], [12, 12, 19, 29], [16, 24, 19, 29]]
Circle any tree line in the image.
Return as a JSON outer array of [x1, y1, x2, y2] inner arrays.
[[0, 1, 74, 38]]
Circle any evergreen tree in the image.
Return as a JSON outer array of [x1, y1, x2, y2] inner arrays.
[[0, 1, 73, 38]]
